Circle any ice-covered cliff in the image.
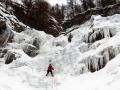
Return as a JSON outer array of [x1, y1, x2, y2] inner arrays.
[[57, 14, 120, 90], [0, 1, 120, 90]]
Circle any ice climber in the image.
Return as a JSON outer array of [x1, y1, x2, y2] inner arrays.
[[68, 33, 73, 42], [46, 64, 54, 77]]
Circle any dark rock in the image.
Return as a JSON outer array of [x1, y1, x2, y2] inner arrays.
[[0, 18, 14, 46], [0, 49, 8, 58], [13, 22, 26, 32], [23, 45, 39, 57], [5, 52, 16, 64], [33, 38, 40, 49], [43, 16, 63, 37], [0, 19, 6, 31], [0, 29, 13, 46]]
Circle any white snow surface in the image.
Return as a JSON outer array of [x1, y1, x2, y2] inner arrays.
[[58, 54, 120, 90], [1, 5, 120, 89]]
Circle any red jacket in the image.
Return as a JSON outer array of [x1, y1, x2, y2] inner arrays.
[[48, 64, 54, 71]]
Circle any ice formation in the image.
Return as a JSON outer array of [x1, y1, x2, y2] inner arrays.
[[0, 2, 120, 90]]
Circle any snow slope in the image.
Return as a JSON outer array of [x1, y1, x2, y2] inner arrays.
[[1, 3, 120, 90]]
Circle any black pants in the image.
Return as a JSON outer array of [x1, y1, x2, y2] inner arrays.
[[46, 70, 53, 77]]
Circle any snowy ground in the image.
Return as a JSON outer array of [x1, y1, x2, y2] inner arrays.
[[1, 12, 120, 90], [58, 54, 120, 90]]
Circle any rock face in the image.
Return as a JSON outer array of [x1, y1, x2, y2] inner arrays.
[[9, 2, 63, 37], [44, 16, 63, 37], [63, 3, 120, 29], [0, 18, 9, 46], [0, 18, 14, 46], [13, 22, 26, 32], [0, 2, 27, 46]]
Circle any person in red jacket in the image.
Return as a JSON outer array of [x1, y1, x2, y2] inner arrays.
[[46, 64, 54, 77]]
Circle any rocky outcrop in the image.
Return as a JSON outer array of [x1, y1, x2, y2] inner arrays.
[[0, 48, 8, 58], [5, 51, 16, 64], [13, 22, 26, 32], [63, 3, 120, 29], [45, 16, 63, 37], [0, 2, 28, 46], [32, 38, 41, 49], [0, 19, 6, 30], [8, 2, 63, 37], [23, 44, 39, 57], [0, 18, 14, 46]]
